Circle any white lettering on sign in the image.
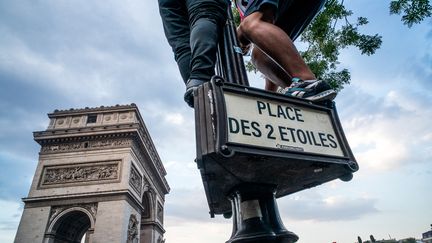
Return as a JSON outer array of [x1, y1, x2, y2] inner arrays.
[[224, 92, 344, 157]]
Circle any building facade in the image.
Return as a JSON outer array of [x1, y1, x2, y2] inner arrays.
[[14, 104, 170, 243], [423, 225, 432, 243]]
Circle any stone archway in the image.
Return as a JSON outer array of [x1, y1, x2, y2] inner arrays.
[[142, 191, 153, 219], [44, 207, 95, 243], [14, 105, 170, 243]]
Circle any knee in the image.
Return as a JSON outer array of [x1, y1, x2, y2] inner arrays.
[[239, 15, 262, 38], [192, 19, 217, 35], [188, 0, 228, 27], [190, 18, 218, 46], [239, 6, 275, 38]]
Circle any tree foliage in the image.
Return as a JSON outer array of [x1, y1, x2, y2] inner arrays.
[[233, 0, 431, 92], [399, 238, 417, 243], [300, 0, 382, 91], [390, 0, 432, 27], [232, 0, 382, 92]]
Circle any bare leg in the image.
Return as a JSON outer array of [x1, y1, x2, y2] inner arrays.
[[265, 78, 278, 92], [238, 5, 316, 85], [251, 46, 291, 89]]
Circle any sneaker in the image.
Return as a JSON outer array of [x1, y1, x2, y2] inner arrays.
[[184, 79, 206, 108], [235, 0, 249, 21], [282, 78, 337, 102]]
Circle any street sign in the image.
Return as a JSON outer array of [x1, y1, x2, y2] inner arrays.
[[225, 92, 344, 157], [194, 77, 358, 216]]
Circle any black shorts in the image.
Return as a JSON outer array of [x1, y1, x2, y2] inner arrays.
[[236, 0, 326, 40]]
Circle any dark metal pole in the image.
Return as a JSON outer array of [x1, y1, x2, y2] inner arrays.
[[216, 6, 249, 86], [227, 183, 298, 243], [214, 5, 299, 243]]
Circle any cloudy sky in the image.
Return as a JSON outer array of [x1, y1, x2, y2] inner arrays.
[[1, 0, 431, 243]]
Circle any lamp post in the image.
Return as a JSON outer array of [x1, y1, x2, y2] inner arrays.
[[194, 6, 358, 243]]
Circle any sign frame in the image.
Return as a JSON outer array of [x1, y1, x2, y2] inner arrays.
[[194, 77, 358, 216]]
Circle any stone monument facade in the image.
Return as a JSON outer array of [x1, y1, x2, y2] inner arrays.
[[14, 104, 170, 243]]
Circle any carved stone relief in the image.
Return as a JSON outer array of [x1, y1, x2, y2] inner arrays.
[[69, 115, 85, 126], [72, 117, 80, 124], [48, 203, 98, 226], [54, 117, 71, 128], [41, 161, 119, 187], [131, 135, 165, 187], [119, 111, 134, 123], [129, 164, 143, 195], [139, 128, 164, 175], [157, 236, 166, 243], [102, 113, 119, 124], [127, 214, 139, 243], [142, 177, 150, 193], [41, 138, 132, 153], [141, 191, 152, 219], [157, 203, 163, 223], [104, 114, 112, 122]]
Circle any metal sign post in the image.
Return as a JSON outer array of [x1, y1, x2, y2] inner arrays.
[[194, 7, 358, 243], [216, 6, 249, 86]]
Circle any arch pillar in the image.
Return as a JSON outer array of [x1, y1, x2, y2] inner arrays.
[[43, 206, 95, 243], [14, 105, 170, 243]]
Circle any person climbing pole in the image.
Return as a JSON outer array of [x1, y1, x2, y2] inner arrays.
[[236, 0, 337, 102]]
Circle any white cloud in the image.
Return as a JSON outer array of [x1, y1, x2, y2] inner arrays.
[[164, 221, 230, 243], [165, 187, 214, 222], [163, 113, 185, 126], [279, 190, 378, 222], [342, 89, 432, 171], [0, 200, 22, 242], [0, 0, 181, 107], [421, 132, 432, 141]]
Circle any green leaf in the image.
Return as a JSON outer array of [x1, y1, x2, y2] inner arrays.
[[233, 0, 383, 92], [390, 0, 432, 27]]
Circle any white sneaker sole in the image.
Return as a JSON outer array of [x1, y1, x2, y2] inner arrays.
[[305, 89, 337, 102]]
